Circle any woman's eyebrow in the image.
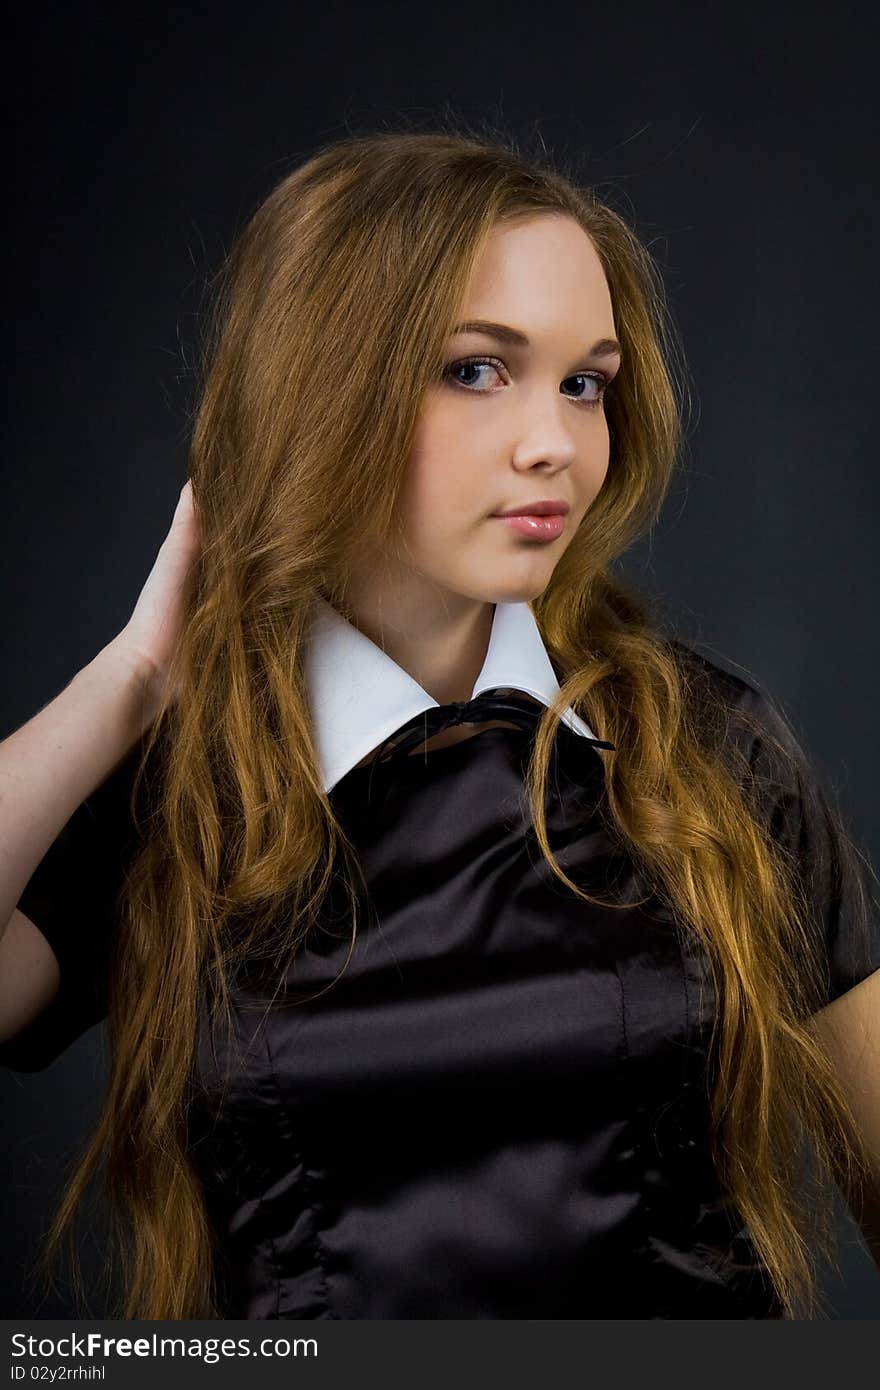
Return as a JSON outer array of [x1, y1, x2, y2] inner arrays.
[[451, 319, 623, 360]]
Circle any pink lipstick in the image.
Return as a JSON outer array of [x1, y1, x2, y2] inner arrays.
[[492, 499, 569, 542]]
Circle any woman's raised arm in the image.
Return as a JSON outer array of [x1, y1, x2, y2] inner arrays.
[[0, 481, 201, 1042]]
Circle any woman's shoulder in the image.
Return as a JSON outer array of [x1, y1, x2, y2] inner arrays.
[[665, 636, 809, 782], [667, 634, 779, 711]]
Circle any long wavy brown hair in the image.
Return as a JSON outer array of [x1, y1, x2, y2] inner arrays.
[[42, 123, 876, 1319]]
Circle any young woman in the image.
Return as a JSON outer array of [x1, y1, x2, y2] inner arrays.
[[0, 128, 877, 1321]]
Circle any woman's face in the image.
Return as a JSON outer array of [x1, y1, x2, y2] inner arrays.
[[394, 211, 621, 606]]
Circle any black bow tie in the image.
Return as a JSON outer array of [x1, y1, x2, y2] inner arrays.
[[372, 687, 616, 765]]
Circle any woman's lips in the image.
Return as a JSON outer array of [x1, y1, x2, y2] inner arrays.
[[493, 514, 565, 541]]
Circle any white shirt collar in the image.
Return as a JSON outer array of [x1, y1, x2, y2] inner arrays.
[[303, 596, 600, 793]]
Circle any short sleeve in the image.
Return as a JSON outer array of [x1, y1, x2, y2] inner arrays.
[[760, 715, 880, 1011], [688, 649, 880, 1014], [0, 741, 146, 1072]]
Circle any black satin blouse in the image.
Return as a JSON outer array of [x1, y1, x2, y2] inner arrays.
[[3, 646, 879, 1319]]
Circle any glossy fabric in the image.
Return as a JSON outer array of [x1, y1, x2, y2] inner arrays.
[[192, 715, 771, 1319], [5, 650, 879, 1318]]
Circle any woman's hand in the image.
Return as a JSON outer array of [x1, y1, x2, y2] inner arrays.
[[114, 480, 203, 711]]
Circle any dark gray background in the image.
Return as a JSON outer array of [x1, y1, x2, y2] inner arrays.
[[3, 0, 878, 1317]]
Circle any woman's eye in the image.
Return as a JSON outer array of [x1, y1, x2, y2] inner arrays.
[[564, 371, 608, 407], [442, 357, 609, 409], [444, 357, 504, 390]]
